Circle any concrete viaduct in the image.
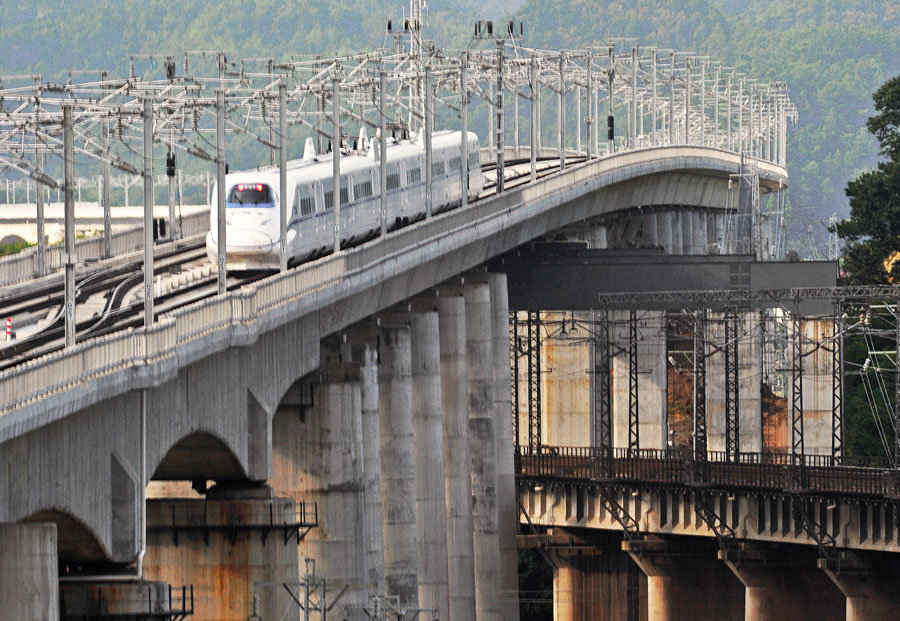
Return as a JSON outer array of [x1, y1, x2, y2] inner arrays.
[[0, 146, 787, 619]]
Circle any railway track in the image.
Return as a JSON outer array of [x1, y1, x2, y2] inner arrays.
[[0, 156, 569, 369]]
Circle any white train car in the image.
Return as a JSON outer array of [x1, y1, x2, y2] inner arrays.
[[206, 130, 483, 270]]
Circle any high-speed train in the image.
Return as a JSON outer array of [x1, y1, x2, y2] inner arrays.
[[206, 130, 483, 270]]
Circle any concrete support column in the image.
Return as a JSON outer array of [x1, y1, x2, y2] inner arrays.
[[269, 341, 368, 617], [0, 523, 59, 620], [409, 311, 450, 620], [360, 343, 386, 594], [378, 325, 420, 610], [823, 569, 900, 621], [721, 551, 844, 621], [144, 486, 300, 620], [464, 282, 502, 620], [436, 294, 478, 620], [487, 272, 521, 619], [626, 541, 744, 621], [549, 541, 643, 621]]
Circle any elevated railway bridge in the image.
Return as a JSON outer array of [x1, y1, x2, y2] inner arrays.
[[0, 32, 880, 621]]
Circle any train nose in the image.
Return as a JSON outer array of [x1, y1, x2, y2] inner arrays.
[[228, 228, 275, 253]]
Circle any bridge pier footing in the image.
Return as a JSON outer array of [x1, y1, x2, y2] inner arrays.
[[143, 485, 300, 621], [0, 522, 59, 620], [625, 539, 744, 621]]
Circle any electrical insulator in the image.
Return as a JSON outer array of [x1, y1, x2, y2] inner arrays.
[[607, 115, 614, 140], [166, 153, 175, 178]]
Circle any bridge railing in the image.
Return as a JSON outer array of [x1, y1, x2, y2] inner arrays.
[[516, 445, 899, 497], [0, 210, 208, 288]]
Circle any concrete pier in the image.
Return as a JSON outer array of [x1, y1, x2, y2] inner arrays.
[[409, 310, 450, 620], [270, 340, 368, 618], [378, 324, 420, 610], [143, 488, 300, 621], [487, 272, 521, 619], [626, 541, 744, 621], [0, 523, 59, 620], [550, 547, 643, 621], [465, 282, 502, 621], [359, 342, 386, 595], [436, 294, 478, 620], [723, 554, 844, 621]]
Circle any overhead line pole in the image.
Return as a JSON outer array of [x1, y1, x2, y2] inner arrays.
[[143, 97, 154, 328], [216, 89, 227, 296], [63, 103, 76, 348], [279, 83, 288, 272]]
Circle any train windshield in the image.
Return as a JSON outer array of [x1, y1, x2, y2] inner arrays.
[[227, 183, 274, 207]]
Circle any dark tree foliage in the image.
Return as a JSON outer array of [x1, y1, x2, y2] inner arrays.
[[837, 75, 900, 284]]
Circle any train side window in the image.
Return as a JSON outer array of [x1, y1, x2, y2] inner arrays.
[[354, 179, 373, 201], [386, 164, 401, 191], [468, 152, 480, 169], [296, 184, 315, 218], [323, 178, 334, 211], [448, 156, 461, 172], [340, 175, 349, 207], [432, 160, 446, 177], [407, 166, 422, 185]]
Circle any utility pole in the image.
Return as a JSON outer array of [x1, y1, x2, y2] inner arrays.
[[558, 52, 566, 171], [279, 82, 288, 272], [143, 97, 154, 328], [529, 54, 537, 182], [63, 103, 76, 348], [495, 40, 505, 193], [216, 89, 227, 296], [380, 70, 388, 233], [461, 53, 470, 207], [586, 49, 593, 161], [425, 66, 433, 216], [332, 76, 341, 254]]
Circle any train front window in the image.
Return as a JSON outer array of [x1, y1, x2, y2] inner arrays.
[[228, 183, 274, 206]]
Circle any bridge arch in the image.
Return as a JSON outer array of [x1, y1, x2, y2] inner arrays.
[[23, 508, 108, 563], [151, 429, 246, 482]]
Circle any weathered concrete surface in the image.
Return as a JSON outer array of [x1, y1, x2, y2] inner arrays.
[[359, 343, 386, 594], [464, 283, 502, 621], [707, 311, 764, 454], [59, 580, 174, 619], [377, 325, 420, 610], [612, 311, 667, 450], [408, 311, 450, 620], [0, 523, 59, 620], [436, 294, 478, 620], [486, 272, 521, 620], [269, 340, 368, 618], [143, 493, 299, 621]]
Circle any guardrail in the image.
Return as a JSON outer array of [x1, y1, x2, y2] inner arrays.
[[0, 145, 786, 430], [515, 446, 897, 498], [0, 210, 208, 287]]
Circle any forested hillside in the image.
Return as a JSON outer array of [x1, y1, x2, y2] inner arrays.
[[2, 0, 898, 247]]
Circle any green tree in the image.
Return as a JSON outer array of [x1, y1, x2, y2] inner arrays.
[[836, 75, 900, 283]]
